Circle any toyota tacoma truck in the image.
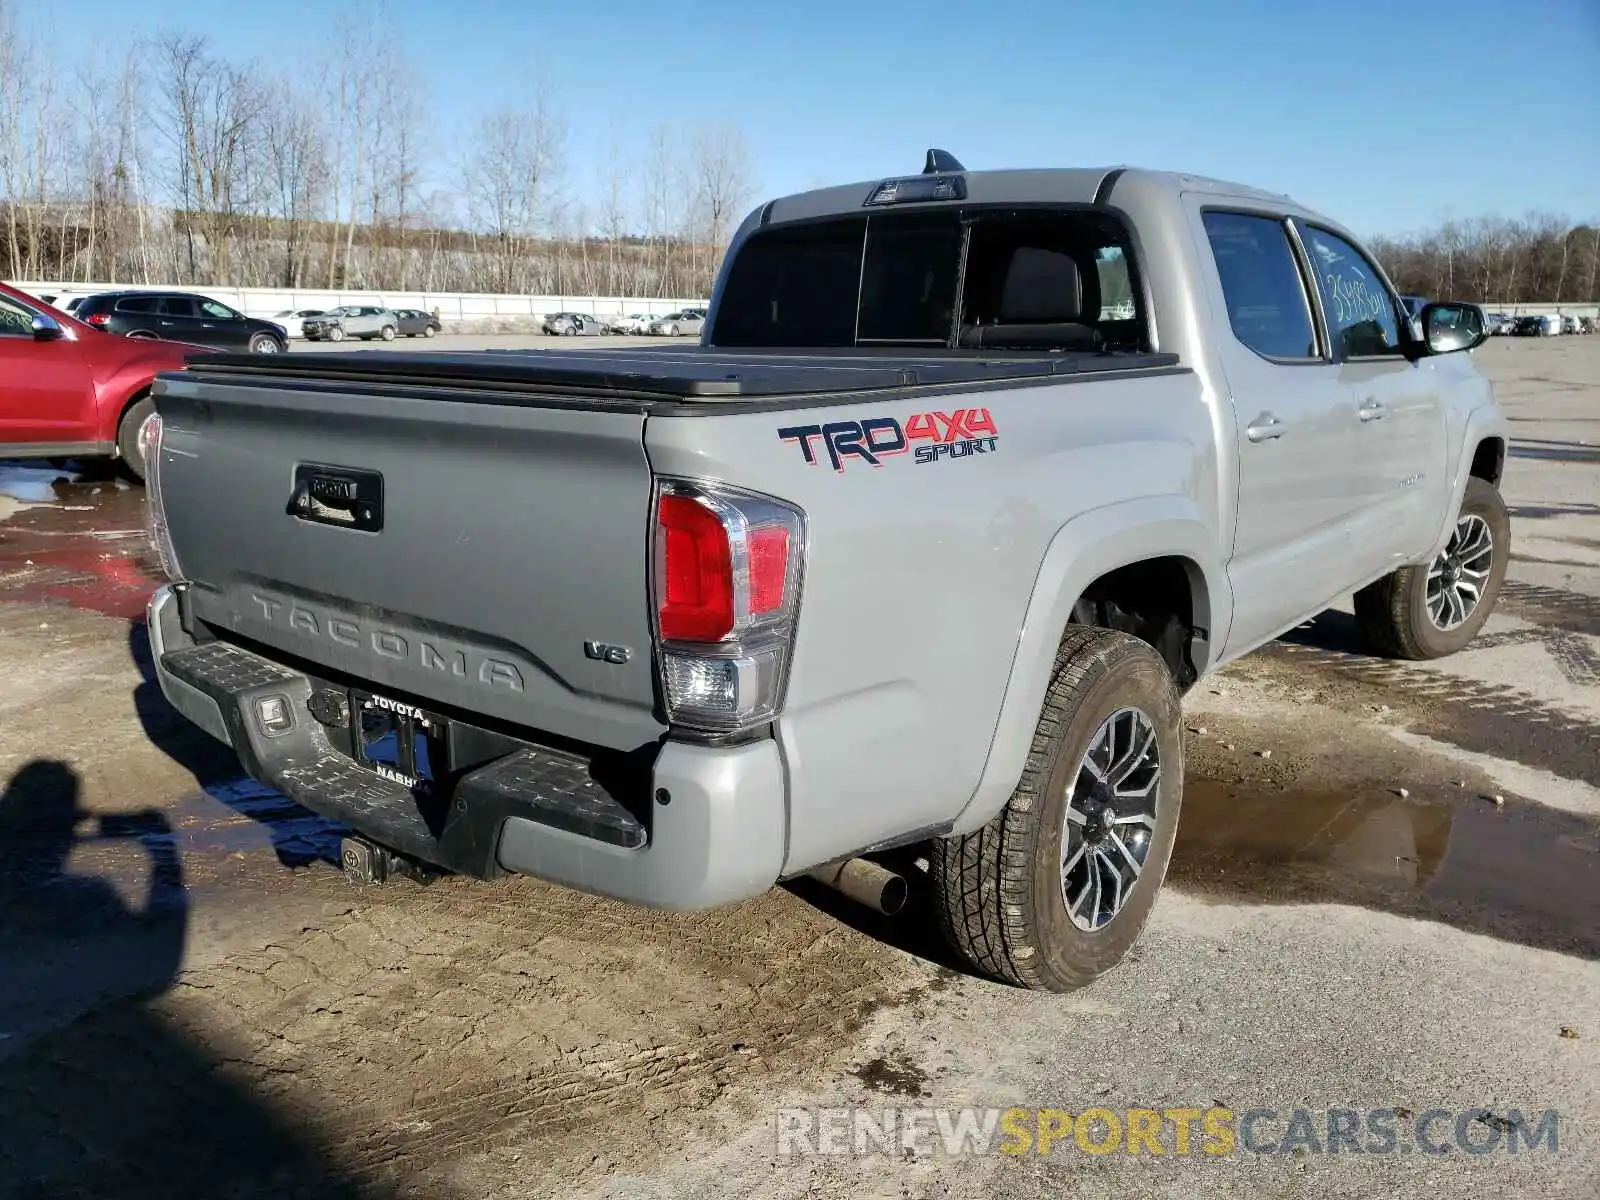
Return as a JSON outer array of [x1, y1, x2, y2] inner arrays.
[[143, 153, 1508, 991]]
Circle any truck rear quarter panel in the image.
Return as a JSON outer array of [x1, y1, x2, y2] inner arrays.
[[645, 368, 1219, 875]]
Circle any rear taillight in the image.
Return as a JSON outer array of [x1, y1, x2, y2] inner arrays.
[[138, 411, 183, 581], [85, 312, 109, 326], [652, 479, 805, 734]]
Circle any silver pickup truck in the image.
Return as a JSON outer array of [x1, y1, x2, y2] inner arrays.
[[143, 154, 1508, 992]]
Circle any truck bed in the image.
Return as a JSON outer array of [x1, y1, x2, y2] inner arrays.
[[176, 346, 1184, 409]]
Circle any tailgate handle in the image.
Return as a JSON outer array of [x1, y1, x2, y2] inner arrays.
[[289, 464, 385, 532]]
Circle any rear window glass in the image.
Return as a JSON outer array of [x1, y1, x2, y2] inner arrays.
[[857, 215, 963, 343], [711, 208, 1142, 351], [713, 220, 865, 346]]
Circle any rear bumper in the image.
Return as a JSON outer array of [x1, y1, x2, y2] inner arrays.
[[147, 585, 787, 909]]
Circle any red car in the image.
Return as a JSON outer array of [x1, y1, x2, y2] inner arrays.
[[0, 281, 208, 481]]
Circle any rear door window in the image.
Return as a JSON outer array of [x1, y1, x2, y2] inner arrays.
[[116, 296, 163, 314], [1202, 211, 1320, 360]]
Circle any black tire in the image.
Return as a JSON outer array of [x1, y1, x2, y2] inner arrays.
[[128, 330, 157, 339], [423, 325, 436, 338], [1354, 477, 1509, 660], [115, 395, 155, 483], [930, 626, 1184, 992], [248, 333, 283, 354], [328, 326, 346, 342], [380, 324, 397, 341]]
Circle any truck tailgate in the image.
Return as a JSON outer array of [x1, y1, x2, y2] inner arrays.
[[153, 372, 666, 750]]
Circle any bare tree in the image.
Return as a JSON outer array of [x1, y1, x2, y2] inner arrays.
[[594, 125, 632, 296], [374, 58, 428, 288], [686, 122, 754, 282], [259, 74, 329, 287], [0, 0, 67, 280], [150, 31, 259, 284], [462, 90, 565, 293]]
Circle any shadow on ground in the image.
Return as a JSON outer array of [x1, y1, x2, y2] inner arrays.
[[0, 760, 430, 1198], [128, 623, 345, 870]]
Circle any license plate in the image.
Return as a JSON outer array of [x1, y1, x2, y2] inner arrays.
[[352, 690, 445, 792]]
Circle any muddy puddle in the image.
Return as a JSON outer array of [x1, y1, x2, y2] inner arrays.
[[0, 461, 157, 621], [1171, 777, 1600, 958]]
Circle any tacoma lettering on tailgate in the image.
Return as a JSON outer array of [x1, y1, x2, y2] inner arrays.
[[248, 592, 526, 692], [778, 408, 999, 472]]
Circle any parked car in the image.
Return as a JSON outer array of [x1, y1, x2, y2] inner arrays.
[[71, 291, 288, 353], [1484, 312, 1513, 336], [302, 306, 399, 342], [272, 308, 327, 339], [613, 313, 660, 335], [393, 309, 442, 338], [0, 279, 205, 480], [1512, 315, 1557, 336], [541, 312, 610, 336], [143, 156, 1507, 994], [1580, 317, 1597, 335], [648, 310, 705, 337], [1560, 315, 1580, 335]]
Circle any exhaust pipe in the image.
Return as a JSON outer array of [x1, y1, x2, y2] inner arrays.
[[807, 857, 908, 916]]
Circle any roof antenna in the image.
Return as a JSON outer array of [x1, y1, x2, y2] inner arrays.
[[923, 148, 965, 174]]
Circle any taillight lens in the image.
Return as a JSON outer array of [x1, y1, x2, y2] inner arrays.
[[85, 312, 109, 326], [658, 494, 735, 641], [138, 411, 183, 581], [652, 480, 805, 733]]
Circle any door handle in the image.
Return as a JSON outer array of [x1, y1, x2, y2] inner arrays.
[[1245, 413, 1286, 443], [159, 320, 173, 326], [1358, 398, 1387, 422]]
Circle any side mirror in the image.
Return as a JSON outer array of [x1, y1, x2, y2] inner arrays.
[[31, 313, 64, 340], [1420, 303, 1485, 354]]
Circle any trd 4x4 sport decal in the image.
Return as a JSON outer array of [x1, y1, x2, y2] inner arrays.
[[777, 408, 999, 473]]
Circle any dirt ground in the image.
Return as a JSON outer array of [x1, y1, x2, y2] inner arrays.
[[0, 335, 1596, 1200]]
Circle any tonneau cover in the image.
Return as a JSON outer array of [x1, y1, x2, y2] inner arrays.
[[177, 346, 1183, 402]]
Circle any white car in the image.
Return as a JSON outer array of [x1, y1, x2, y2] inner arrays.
[[648, 310, 706, 337], [271, 308, 327, 339], [614, 313, 661, 335]]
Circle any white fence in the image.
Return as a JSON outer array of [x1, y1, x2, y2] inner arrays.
[[8, 281, 709, 325], [1483, 302, 1598, 318]]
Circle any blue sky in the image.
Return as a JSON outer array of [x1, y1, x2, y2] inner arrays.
[[35, 0, 1600, 237]]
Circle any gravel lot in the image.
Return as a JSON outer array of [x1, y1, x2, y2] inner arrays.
[[0, 335, 1595, 1200]]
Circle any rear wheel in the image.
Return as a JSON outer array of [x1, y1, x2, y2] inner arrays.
[[128, 330, 157, 339], [930, 626, 1184, 992], [115, 396, 155, 483], [380, 324, 397, 341], [1354, 477, 1509, 659]]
